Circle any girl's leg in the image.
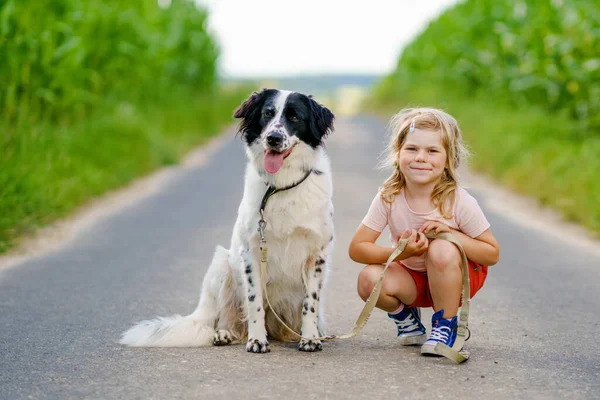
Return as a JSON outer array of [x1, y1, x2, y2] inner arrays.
[[426, 239, 462, 318], [357, 263, 418, 312]]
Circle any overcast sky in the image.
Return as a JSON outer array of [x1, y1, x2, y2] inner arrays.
[[197, 0, 459, 78]]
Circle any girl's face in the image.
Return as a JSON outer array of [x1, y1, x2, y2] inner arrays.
[[398, 128, 448, 187]]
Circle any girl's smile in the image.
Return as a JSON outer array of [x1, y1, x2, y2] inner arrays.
[[409, 166, 433, 171]]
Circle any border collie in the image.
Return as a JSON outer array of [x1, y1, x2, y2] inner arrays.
[[120, 89, 335, 353]]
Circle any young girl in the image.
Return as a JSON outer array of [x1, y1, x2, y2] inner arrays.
[[349, 107, 500, 356]]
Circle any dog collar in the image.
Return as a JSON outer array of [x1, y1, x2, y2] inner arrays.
[[259, 169, 313, 216]]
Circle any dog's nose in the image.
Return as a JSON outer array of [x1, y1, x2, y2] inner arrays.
[[266, 132, 284, 147]]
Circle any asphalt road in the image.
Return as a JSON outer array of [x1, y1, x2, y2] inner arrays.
[[1, 116, 599, 399]]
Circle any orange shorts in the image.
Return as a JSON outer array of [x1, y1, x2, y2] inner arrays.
[[398, 260, 488, 308]]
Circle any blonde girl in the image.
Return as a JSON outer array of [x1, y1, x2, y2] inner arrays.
[[349, 107, 500, 356]]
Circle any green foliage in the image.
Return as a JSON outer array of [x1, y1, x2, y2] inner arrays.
[[376, 0, 600, 134], [0, 0, 217, 125], [0, 1, 248, 253]]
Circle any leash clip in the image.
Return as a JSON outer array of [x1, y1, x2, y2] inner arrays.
[[258, 219, 267, 243]]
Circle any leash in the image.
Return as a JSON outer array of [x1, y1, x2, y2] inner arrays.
[[258, 180, 471, 363]]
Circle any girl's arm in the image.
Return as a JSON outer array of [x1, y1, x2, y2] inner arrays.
[[449, 228, 500, 266], [349, 224, 428, 264]]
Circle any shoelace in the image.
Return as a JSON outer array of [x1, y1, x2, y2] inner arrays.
[[393, 315, 420, 330], [429, 325, 451, 342]]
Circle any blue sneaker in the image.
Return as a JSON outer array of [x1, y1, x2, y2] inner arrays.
[[387, 307, 427, 345], [421, 309, 458, 356]]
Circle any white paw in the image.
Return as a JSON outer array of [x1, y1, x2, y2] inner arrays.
[[298, 338, 323, 352], [213, 330, 233, 346], [246, 338, 270, 353]]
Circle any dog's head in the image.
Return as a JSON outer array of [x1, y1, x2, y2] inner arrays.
[[234, 89, 334, 176]]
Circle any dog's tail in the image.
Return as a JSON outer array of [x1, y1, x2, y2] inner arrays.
[[118, 314, 215, 347], [119, 246, 230, 347]]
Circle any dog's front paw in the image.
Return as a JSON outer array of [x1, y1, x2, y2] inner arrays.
[[246, 338, 270, 353], [213, 330, 233, 346], [298, 338, 323, 352]]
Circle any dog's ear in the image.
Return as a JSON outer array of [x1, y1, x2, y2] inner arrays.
[[233, 89, 269, 137], [233, 89, 268, 119], [308, 97, 335, 139]]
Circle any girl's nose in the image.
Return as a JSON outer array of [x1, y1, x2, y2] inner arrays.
[[415, 150, 426, 161]]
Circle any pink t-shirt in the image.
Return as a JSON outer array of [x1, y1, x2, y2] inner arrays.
[[361, 187, 490, 272]]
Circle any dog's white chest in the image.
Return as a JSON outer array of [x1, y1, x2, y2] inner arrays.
[[263, 185, 332, 241]]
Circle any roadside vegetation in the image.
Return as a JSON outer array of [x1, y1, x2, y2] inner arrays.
[[368, 0, 600, 234], [0, 1, 248, 253]]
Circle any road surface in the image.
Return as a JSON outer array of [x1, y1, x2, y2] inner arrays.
[[1, 116, 599, 399]]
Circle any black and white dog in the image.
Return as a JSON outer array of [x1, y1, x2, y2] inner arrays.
[[120, 89, 335, 353]]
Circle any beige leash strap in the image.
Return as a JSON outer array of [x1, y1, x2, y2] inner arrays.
[[259, 230, 472, 363], [430, 231, 471, 363]]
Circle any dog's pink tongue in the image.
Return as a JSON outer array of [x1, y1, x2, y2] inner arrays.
[[264, 151, 285, 174]]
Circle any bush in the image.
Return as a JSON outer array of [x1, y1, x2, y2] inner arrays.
[[375, 0, 600, 133], [0, 0, 218, 123], [0, 1, 247, 253]]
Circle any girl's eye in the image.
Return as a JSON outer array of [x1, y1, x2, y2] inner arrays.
[[405, 147, 416, 151], [429, 149, 438, 153], [290, 115, 299, 122]]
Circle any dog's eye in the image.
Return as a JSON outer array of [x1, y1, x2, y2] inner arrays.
[[263, 110, 274, 118], [290, 115, 299, 122]]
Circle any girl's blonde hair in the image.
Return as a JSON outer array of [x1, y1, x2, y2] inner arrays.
[[378, 107, 470, 218]]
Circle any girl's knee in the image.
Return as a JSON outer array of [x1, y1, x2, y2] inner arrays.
[[426, 239, 460, 271], [357, 265, 380, 301]]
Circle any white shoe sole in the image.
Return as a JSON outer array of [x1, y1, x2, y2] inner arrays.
[[398, 334, 427, 346], [420, 342, 444, 356]]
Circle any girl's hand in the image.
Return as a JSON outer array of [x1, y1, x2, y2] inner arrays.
[[419, 221, 450, 235], [395, 229, 428, 260]]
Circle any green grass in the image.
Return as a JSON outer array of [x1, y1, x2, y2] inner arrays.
[[366, 85, 600, 235], [0, 86, 249, 253]]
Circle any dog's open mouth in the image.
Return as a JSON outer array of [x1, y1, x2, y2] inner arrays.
[[264, 146, 294, 174]]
